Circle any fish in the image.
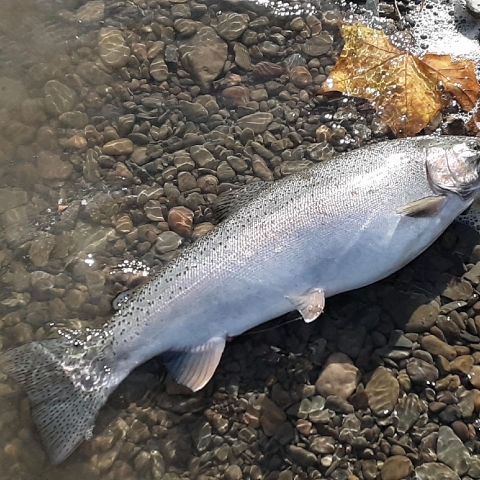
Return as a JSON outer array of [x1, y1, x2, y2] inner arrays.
[[2, 135, 480, 464]]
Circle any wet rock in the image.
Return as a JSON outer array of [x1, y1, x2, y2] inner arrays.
[[310, 436, 335, 454], [37, 151, 73, 180], [174, 19, 197, 38], [59, 111, 88, 128], [215, 13, 249, 41], [217, 161, 236, 181], [178, 100, 208, 122], [303, 32, 333, 56], [365, 366, 399, 416], [102, 139, 134, 156], [392, 393, 426, 434], [237, 112, 274, 133], [450, 355, 473, 375], [29, 233, 56, 267], [190, 145, 217, 169], [252, 61, 284, 79], [421, 335, 457, 361], [252, 155, 274, 181], [168, 206, 194, 238], [380, 455, 413, 480], [468, 456, 480, 478], [0, 187, 28, 214], [44, 80, 77, 116], [406, 358, 439, 385], [221, 86, 250, 107], [415, 463, 460, 480], [126, 419, 150, 443], [233, 43, 252, 70], [75, 0, 105, 24], [98, 28, 130, 69], [179, 26, 228, 92], [225, 464, 243, 480], [145, 201, 164, 221], [115, 215, 133, 234], [150, 56, 169, 82], [315, 352, 360, 401], [286, 445, 317, 468], [290, 66, 312, 88], [438, 274, 474, 301], [437, 426, 471, 476], [253, 395, 286, 436], [469, 365, 480, 387], [155, 231, 182, 254]]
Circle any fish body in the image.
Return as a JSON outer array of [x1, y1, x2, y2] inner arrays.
[[2, 136, 480, 463]]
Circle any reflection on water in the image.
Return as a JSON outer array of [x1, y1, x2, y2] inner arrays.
[[0, 0, 480, 479]]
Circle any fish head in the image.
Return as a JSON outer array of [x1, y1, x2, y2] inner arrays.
[[422, 136, 480, 200]]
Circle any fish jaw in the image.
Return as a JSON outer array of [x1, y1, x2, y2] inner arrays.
[[423, 136, 480, 200]]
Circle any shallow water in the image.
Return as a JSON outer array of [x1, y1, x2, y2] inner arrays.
[[0, 0, 480, 479]]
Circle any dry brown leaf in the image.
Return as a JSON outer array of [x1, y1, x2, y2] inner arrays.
[[319, 25, 480, 137], [422, 53, 480, 111]]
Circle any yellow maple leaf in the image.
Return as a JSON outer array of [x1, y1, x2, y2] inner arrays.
[[319, 25, 480, 137]]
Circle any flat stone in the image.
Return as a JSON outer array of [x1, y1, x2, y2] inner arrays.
[[44, 80, 77, 116], [450, 355, 473, 375], [150, 56, 169, 81], [237, 112, 273, 133], [380, 455, 413, 480], [286, 445, 317, 468], [37, 151, 73, 180], [179, 26, 228, 92], [102, 139, 134, 156], [406, 358, 439, 385], [0, 188, 28, 214], [178, 100, 209, 122], [315, 352, 360, 401], [415, 463, 460, 480], [392, 393, 426, 434], [215, 13, 249, 41], [168, 206, 194, 238], [421, 335, 457, 361], [98, 28, 130, 68], [469, 365, 480, 388], [155, 231, 182, 254], [437, 426, 471, 476], [365, 366, 399, 416], [75, 0, 105, 24]]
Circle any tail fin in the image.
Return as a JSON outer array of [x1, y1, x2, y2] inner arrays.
[[0, 334, 122, 464]]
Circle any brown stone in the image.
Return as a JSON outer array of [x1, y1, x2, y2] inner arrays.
[[168, 206, 194, 238]]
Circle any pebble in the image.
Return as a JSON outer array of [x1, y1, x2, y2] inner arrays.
[[44, 80, 77, 116], [421, 335, 457, 361], [380, 455, 413, 480], [0, 188, 28, 214], [179, 26, 228, 92], [98, 28, 131, 69], [415, 463, 460, 480], [37, 151, 73, 180], [406, 358, 439, 385], [286, 445, 317, 468], [289, 66, 313, 88], [215, 13, 249, 41], [150, 56, 169, 82], [450, 355, 473, 375], [75, 0, 105, 24], [224, 464, 243, 480], [168, 207, 194, 238], [437, 426, 471, 476], [102, 139, 134, 156], [469, 365, 480, 387], [392, 393, 426, 434], [154, 231, 182, 254], [315, 352, 360, 401], [237, 112, 274, 133], [365, 366, 399, 416]]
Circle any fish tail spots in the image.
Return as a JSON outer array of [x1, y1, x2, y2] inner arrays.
[[0, 335, 120, 464]]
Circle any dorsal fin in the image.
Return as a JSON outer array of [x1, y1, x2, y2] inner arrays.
[[212, 181, 271, 222]]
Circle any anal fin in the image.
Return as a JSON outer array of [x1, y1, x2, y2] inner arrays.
[[287, 288, 325, 323], [396, 195, 446, 217], [163, 337, 226, 392]]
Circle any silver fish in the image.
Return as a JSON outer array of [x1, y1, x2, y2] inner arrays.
[[2, 136, 480, 464]]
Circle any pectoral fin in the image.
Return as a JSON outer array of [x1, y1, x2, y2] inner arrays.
[[287, 288, 325, 323], [163, 336, 226, 392], [396, 195, 446, 217]]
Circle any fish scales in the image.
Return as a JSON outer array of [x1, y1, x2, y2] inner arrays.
[[2, 135, 480, 464]]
